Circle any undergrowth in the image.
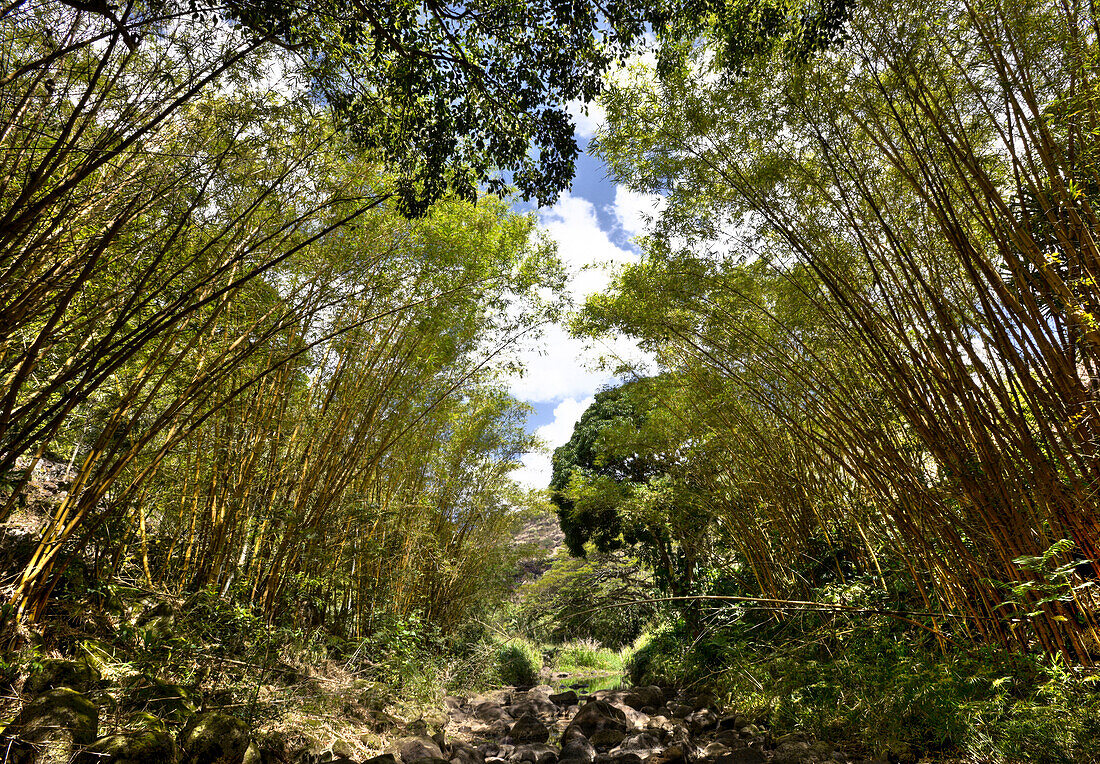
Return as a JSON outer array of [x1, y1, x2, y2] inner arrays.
[[628, 610, 1100, 763]]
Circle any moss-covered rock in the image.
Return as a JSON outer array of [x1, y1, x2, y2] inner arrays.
[[24, 658, 101, 694], [79, 729, 179, 763], [1, 687, 98, 763], [120, 675, 196, 721], [178, 711, 250, 764]]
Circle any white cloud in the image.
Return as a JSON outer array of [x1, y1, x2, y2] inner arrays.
[[504, 193, 658, 489], [566, 100, 607, 140], [540, 193, 637, 299], [504, 192, 645, 404], [612, 185, 665, 240], [510, 396, 594, 489]]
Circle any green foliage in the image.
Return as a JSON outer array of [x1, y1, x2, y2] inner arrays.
[[493, 638, 544, 687], [628, 605, 1100, 762], [515, 546, 656, 648]]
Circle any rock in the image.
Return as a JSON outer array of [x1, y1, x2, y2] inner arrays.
[[25, 658, 101, 694], [121, 675, 196, 722], [399, 735, 446, 762], [686, 709, 718, 733], [451, 742, 486, 764], [80, 729, 180, 763], [364, 755, 401, 764], [663, 703, 692, 719], [566, 701, 628, 738], [510, 714, 551, 744], [178, 711, 251, 764], [444, 696, 467, 710], [715, 716, 742, 732], [713, 732, 742, 748], [685, 693, 715, 711], [549, 690, 578, 706], [701, 742, 730, 758], [509, 698, 557, 720], [616, 732, 662, 754], [647, 745, 686, 764], [1, 688, 99, 764], [588, 729, 626, 751], [621, 687, 663, 711], [474, 702, 510, 723], [559, 736, 596, 763], [135, 601, 178, 641], [715, 751, 766, 764], [608, 755, 642, 764], [511, 744, 559, 764], [875, 740, 915, 764]]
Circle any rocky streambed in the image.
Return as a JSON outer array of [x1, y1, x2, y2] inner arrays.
[[381, 684, 888, 764], [0, 657, 893, 764]]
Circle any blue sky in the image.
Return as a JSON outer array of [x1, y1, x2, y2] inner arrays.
[[504, 106, 662, 489]]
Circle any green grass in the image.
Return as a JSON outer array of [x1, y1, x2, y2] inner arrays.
[[551, 639, 625, 672]]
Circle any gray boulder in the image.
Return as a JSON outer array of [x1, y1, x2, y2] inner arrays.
[[121, 675, 196, 722], [509, 697, 557, 720], [621, 687, 663, 712], [451, 742, 486, 764], [565, 701, 628, 738], [615, 733, 662, 755], [364, 756, 400, 764], [549, 690, 578, 706], [509, 714, 551, 744], [474, 701, 510, 723], [559, 733, 596, 763], [686, 709, 718, 734], [588, 729, 626, 751], [398, 736, 446, 763], [178, 711, 250, 764]]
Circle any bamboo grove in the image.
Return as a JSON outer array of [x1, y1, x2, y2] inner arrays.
[[583, 0, 1100, 662], [0, 0, 564, 636]]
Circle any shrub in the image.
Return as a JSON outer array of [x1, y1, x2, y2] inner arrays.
[[495, 638, 542, 686], [553, 639, 622, 672]]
